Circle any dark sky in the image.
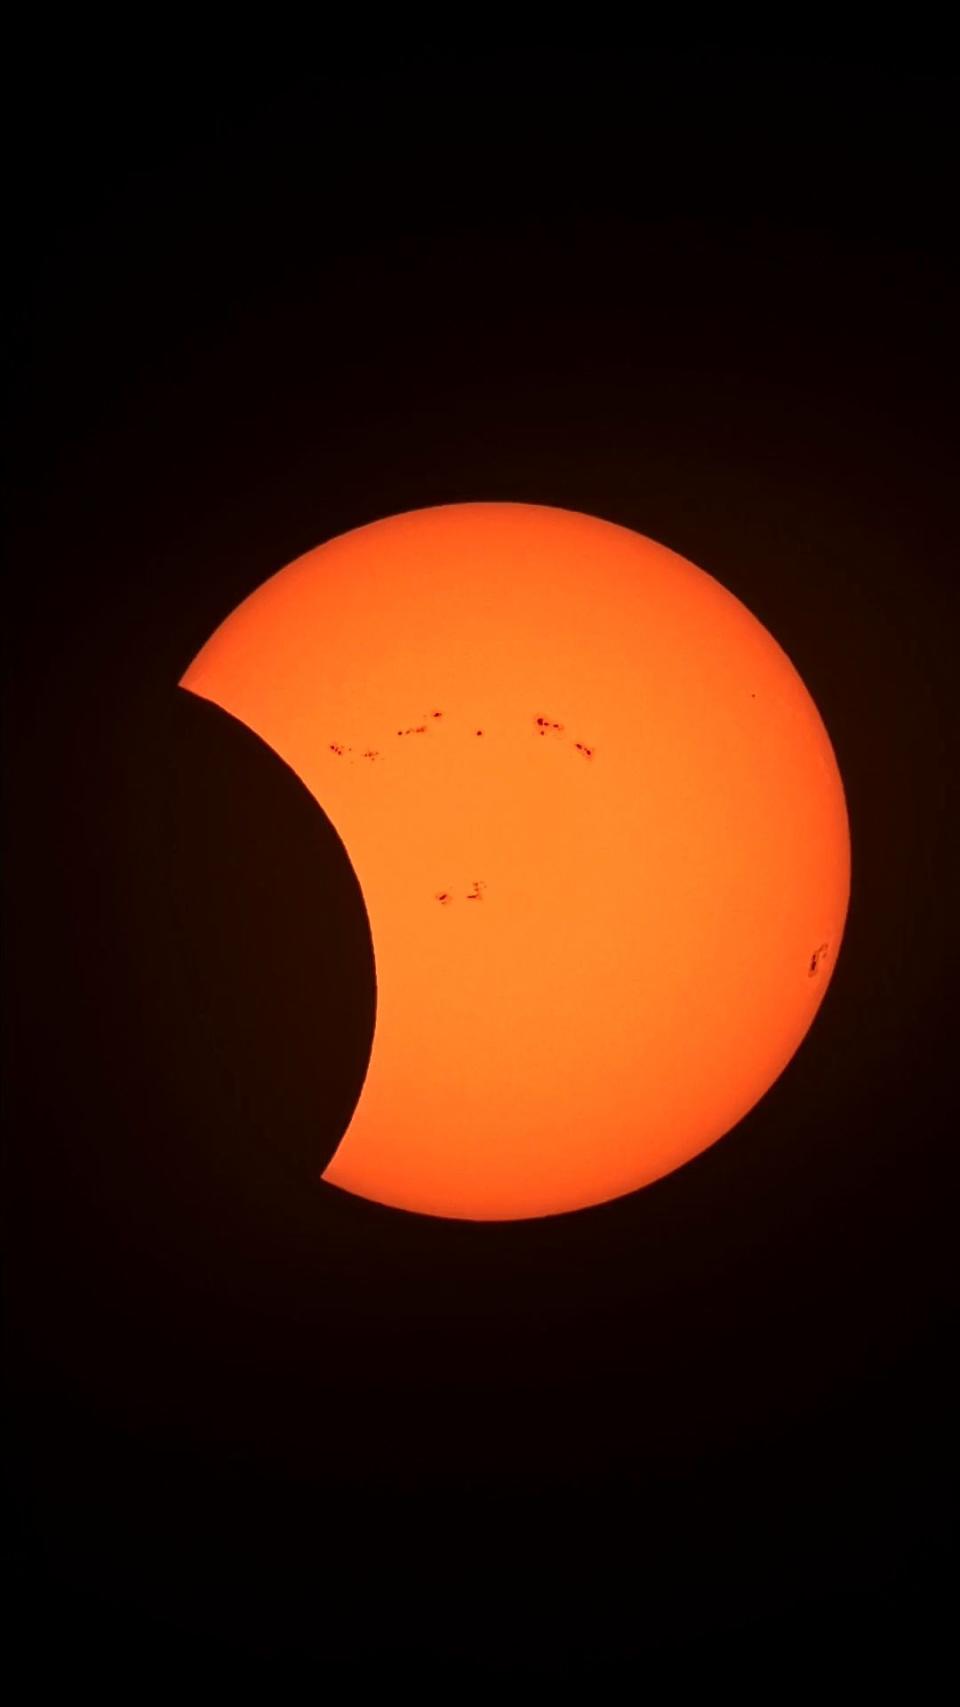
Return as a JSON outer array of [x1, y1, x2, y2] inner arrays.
[[5, 54, 956, 1684]]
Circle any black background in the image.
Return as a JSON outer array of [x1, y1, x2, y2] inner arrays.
[[5, 52, 956, 1683]]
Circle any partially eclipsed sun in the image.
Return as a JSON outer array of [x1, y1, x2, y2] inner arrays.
[[181, 503, 850, 1221]]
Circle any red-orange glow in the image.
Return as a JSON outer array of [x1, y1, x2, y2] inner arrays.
[[181, 503, 850, 1220]]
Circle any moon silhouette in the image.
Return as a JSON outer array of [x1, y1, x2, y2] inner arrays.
[[181, 503, 850, 1221]]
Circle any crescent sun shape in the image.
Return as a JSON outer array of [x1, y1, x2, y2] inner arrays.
[[180, 502, 851, 1222]]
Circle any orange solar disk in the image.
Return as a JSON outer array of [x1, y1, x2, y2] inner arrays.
[[182, 503, 850, 1220]]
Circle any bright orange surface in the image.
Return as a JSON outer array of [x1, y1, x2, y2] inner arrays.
[[181, 503, 850, 1220]]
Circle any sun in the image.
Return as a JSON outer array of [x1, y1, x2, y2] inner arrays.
[[181, 502, 850, 1220]]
